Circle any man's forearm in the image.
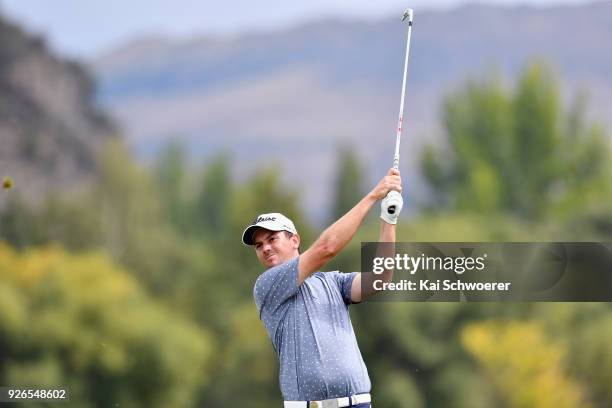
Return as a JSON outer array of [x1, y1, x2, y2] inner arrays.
[[316, 193, 378, 257], [377, 220, 396, 283], [379, 219, 396, 242], [353, 220, 396, 301]]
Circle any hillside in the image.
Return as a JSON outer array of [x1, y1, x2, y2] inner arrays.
[[0, 14, 116, 208], [92, 1, 612, 219]]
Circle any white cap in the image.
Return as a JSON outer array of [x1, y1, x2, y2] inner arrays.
[[241, 212, 298, 245]]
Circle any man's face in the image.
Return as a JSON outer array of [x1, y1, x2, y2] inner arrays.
[[253, 229, 300, 268]]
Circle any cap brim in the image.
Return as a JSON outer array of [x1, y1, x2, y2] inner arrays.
[[241, 224, 287, 246], [241, 225, 260, 246]]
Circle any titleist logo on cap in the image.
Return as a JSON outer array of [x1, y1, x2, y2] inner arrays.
[[255, 216, 276, 223]]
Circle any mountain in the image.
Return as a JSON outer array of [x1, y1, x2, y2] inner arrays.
[[91, 1, 612, 220], [0, 13, 116, 208]]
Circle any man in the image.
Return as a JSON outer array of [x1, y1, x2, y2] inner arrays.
[[242, 168, 402, 408]]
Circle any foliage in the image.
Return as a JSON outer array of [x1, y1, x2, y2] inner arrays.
[[422, 62, 611, 220], [154, 140, 190, 234], [0, 244, 213, 408], [1, 59, 612, 407], [192, 154, 232, 238], [330, 146, 365, 222], [462, 320, 590, 408]]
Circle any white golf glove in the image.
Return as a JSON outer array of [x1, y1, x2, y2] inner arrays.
[[380, 190, 403, 224]]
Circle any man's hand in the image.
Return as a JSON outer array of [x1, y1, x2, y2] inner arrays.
[[369, 168, 403, 224], [368, 168, 402, 200], [381, 191, 403, 224]]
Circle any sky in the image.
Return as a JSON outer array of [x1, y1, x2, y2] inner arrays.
[[0, 0, 594, 58]]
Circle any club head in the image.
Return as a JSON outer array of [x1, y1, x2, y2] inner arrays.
[[402, 9, 414, 23]]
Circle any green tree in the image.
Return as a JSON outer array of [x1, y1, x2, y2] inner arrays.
[[0, 195, 44, 248], [231, 167, 312, 243], [193, 154, 232, 238], [330, 146, 365, 221], [154, 140, 189, 233], [0, 191, 104, 252], [93, 140, 194, 297], [462, 320, 591, 408], [0, 244, 213, 408], [422, 62, 610, 220]]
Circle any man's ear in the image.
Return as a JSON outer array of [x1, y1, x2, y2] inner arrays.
[[291, 233, 301, 249]]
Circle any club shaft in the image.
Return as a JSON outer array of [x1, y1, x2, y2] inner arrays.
[[393, 17, 413, 170]]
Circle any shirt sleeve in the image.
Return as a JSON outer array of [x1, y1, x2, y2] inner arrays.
[[330, 271, 359, 305], [253, 257, 300, 317]]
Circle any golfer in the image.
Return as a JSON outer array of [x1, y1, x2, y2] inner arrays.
[[242, 168, 402, 408]]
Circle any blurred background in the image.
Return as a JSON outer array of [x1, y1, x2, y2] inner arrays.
[[0, 0, 611, 406]]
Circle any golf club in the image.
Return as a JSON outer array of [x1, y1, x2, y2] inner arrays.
[[384, 8, 413, 216]]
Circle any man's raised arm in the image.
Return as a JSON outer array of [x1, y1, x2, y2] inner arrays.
[[298, 168, 402, 285]]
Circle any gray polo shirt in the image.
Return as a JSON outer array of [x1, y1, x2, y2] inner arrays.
[[254, 257, 371, 401]]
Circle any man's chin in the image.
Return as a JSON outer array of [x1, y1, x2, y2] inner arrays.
[[266, 258, 280, 267]]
